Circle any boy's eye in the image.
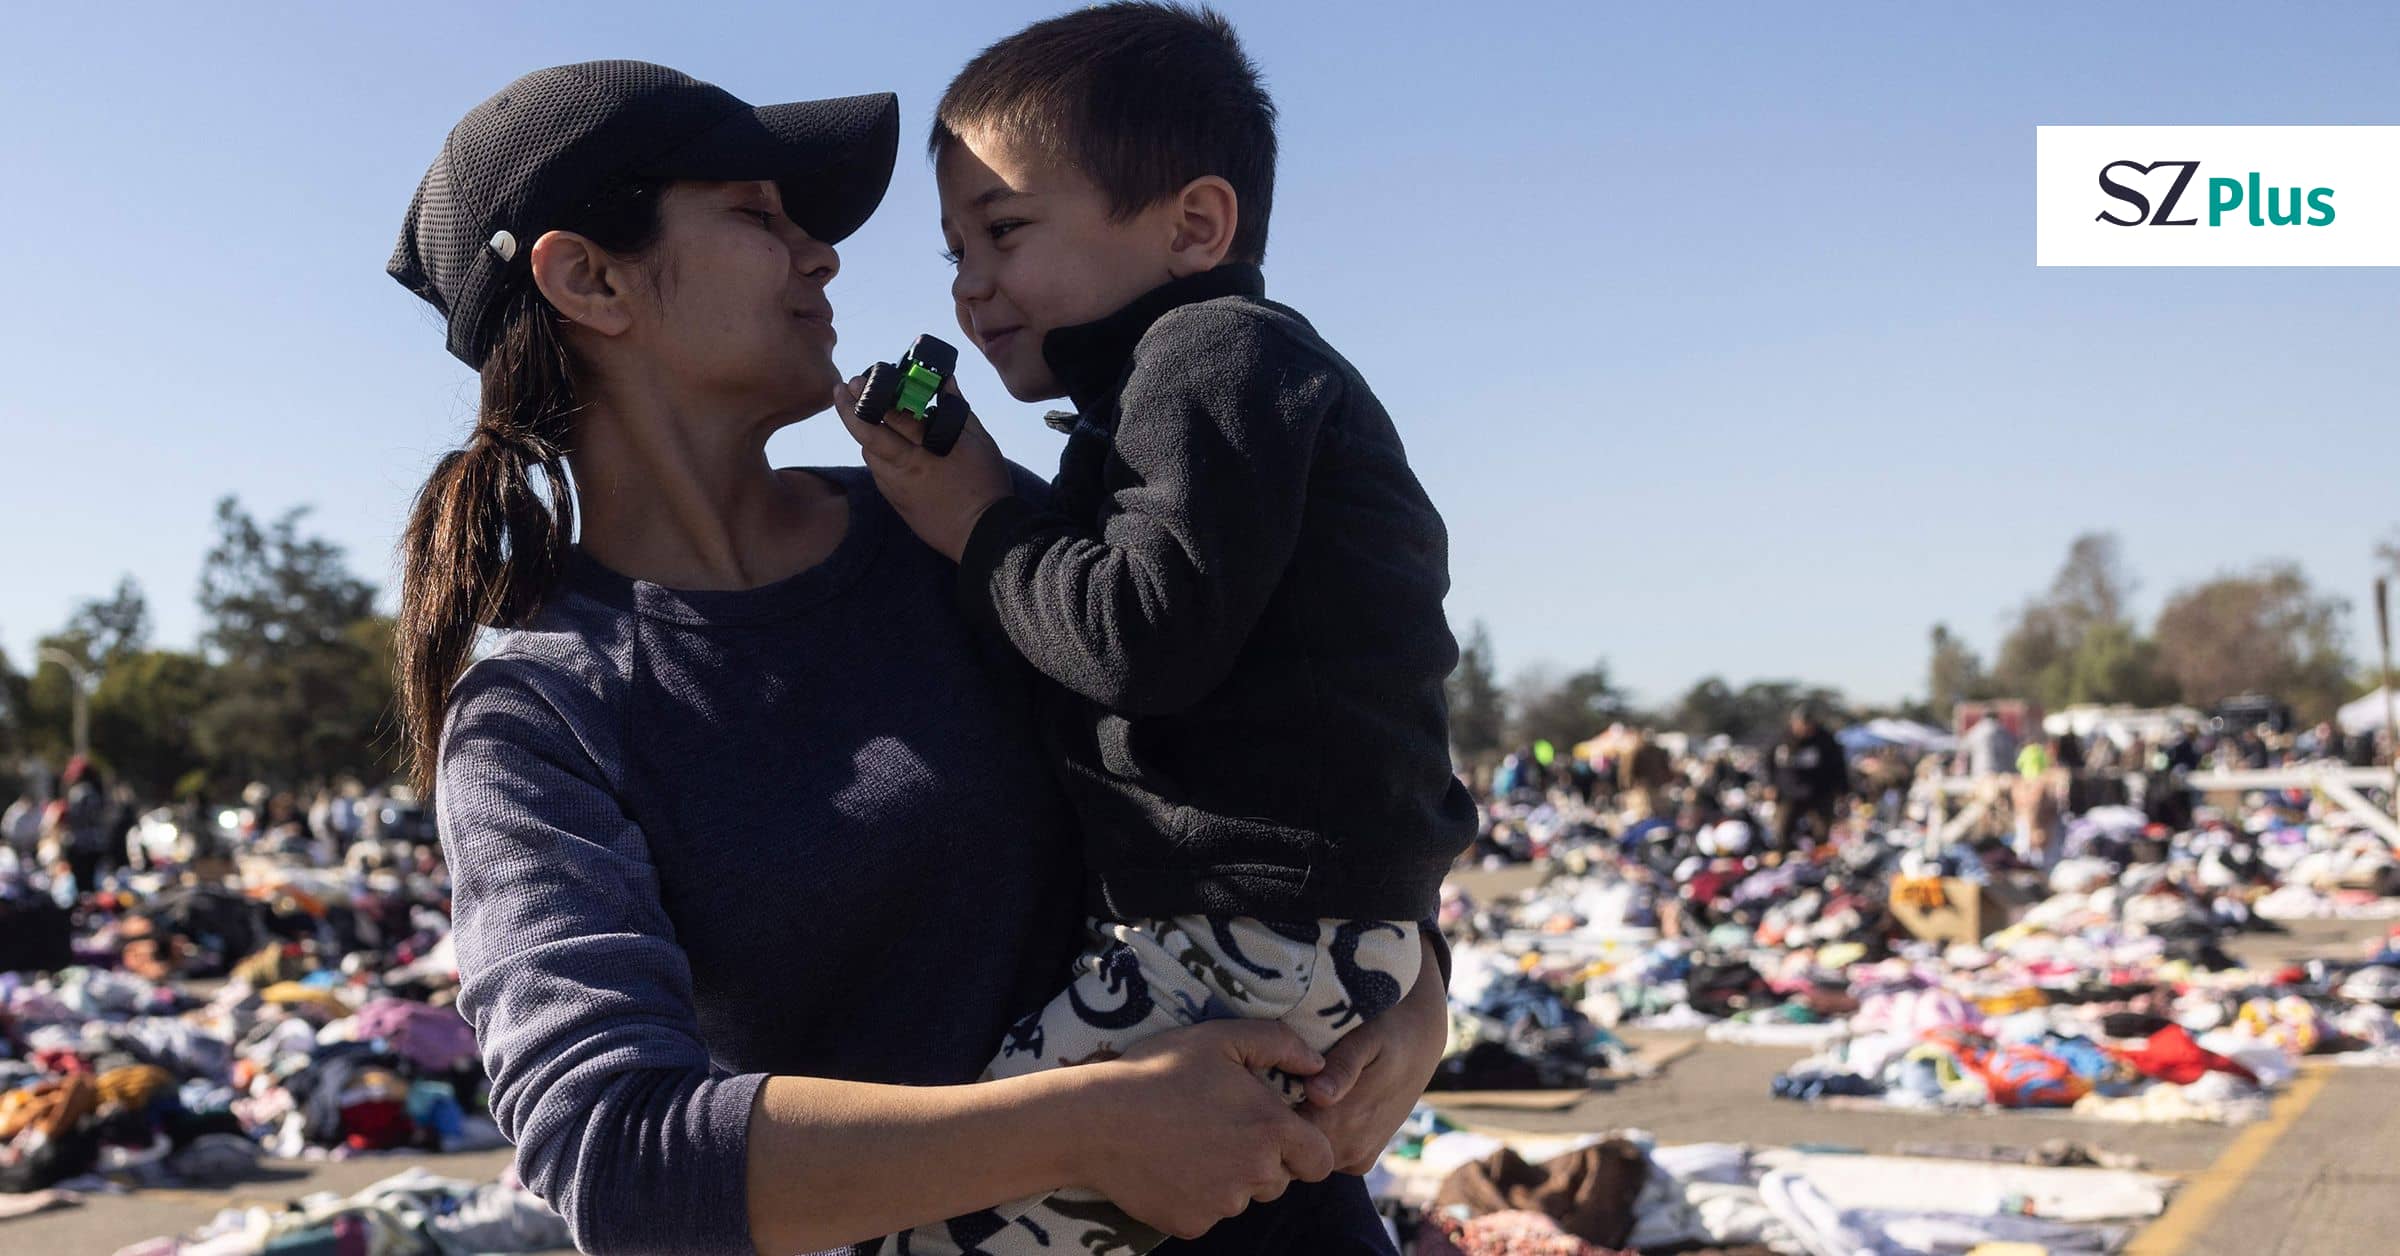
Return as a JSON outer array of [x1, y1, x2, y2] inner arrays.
[[987, 219, 1026, 243], [745, 209, 779, 228]]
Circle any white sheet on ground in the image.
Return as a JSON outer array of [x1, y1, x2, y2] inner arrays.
[[1754, 1151, 2173, 1221]]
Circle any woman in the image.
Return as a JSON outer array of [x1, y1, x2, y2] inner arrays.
[[387, 62, 1446, 1255]]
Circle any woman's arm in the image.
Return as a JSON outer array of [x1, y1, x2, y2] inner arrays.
[[441, 661, 1333, 1256], [746, 1018, 1337, 1254], [1298, 932, 1451, 1173]]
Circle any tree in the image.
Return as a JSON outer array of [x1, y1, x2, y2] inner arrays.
[[1991, 603, 2069, 708], [0, 642, 24, 764], [1926, 623, 1989, 722], [1675, 677, 1848, 744], [22, 631, 92, 763], [1509, 661, 1632, 751], [1446, 622, 1507, 766], [1992, 532, 2169, 709], [2047, 532, 2136, 635], [67, 577, 151, 666], [2153, 562, 2353, 720], [193, 497, 397, 788], [89, 650, 214, 798], [2063, 620, 2177, 709]]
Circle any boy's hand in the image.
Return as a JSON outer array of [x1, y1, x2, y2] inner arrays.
[[836, 373, 1011, 563]]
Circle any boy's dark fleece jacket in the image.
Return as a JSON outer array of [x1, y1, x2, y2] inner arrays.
[[957, 263, 1477, 922]]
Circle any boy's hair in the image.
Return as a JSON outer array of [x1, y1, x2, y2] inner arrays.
[[932, 2, 1278, 263]]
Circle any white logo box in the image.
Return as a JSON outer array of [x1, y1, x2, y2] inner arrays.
[[2036, 126, 2400, 266]]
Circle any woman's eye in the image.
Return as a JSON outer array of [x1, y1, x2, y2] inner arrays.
[[988, 219, 1025, 242], [939, 245, 964, 266]]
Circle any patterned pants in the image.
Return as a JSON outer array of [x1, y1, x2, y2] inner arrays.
[[870, 915, 1422, 1256]]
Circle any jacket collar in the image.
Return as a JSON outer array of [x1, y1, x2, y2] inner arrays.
[[1040, 264, 1265, 417]]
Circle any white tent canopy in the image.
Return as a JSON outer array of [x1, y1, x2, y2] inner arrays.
[[2338, 687, 2400, 736], [1838, 718, 1956, 752]]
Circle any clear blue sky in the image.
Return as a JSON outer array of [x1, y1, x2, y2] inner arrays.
[[3, 1, 2394, 708]]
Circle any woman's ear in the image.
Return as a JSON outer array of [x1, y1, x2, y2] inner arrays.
[[529, 229, 636, 338], [1164, 175, 1239, 276]]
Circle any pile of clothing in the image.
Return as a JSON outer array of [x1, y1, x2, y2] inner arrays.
[[0, 837, 564, 1256], [108, 1166, 568, 1256], [1435, 789, 2400, 1123], [0, 956, 508, 1191]]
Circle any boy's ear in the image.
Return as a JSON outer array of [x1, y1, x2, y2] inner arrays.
[[1164, 175, 1239, 276], [530, 229, 638, 339]]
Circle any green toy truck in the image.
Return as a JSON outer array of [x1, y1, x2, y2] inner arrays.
[[853, 334, 970, 456]]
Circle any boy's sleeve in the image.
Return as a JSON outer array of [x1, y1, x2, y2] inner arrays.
[[956, 307, 1339, 715]]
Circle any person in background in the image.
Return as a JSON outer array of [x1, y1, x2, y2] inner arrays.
[[55, 756, 110, 893], [2, 794, 40, 858], [1770, 707, 1848, 851], [1960, 711, 2018, 780], [1621, 728, 1676, 821]]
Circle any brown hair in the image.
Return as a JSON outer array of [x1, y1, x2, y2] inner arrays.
[[394, 179, 668, 794], [932, 2, 1278, 263]]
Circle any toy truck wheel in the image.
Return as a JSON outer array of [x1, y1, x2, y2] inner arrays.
[[921, 392, 969, 456], [854, 363, 902, 424]]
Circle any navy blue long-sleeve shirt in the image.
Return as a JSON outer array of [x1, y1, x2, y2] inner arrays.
[[433, 466, 1395, 1255]]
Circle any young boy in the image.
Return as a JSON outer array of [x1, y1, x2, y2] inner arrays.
[[840, 5, 1474, 1252]]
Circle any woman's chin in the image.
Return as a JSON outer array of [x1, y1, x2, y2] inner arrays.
[[780, 360, 844, 417]]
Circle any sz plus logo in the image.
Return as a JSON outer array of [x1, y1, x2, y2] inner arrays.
[[2094, 161, 2334, 228], [2036, 127, 2400, 266]]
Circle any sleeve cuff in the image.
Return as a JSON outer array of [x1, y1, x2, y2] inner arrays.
[[955, 493, 1042, 643], [1420, 919, 1452, 989], [680, 1071, 775, 1256]]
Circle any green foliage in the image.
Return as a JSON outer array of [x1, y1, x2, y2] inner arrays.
[[90, 650, 214, 797], [1446, 622, 1507, 766], [1990, 532, 2172, 710], [0, 643, 24, 762], [1926, 623, 1990, 722], [69, 577, 150, 664], [2154, 562, 2353, 722], [1674, 676, 1848, 744], [1509, 660, 1634, 751], [191, 498, 398, 789], [8, 511, 399, 801]]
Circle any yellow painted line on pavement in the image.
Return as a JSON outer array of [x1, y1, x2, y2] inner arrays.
[[2124, 1064, 2332, 1256]]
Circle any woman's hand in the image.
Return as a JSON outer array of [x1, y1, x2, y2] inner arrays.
[[1300, 935, 1448, 1173], [1064, 1019, 1338, 1239], [836, 373, 1012, 562]]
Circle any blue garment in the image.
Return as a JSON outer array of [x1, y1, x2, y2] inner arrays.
[[1771, 1071, 1884, 1101], [407, 1080, 466, 1145], [2034, 1033, 2118, 1082], [1618, 817, 1672, 855], [436, 467, 1386, 1256]]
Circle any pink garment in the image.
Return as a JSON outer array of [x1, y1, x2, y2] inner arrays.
[[1420, 1211, 1631, 1256], [352, 998, 478, 1073], [1853, 988, 1981, 1038]]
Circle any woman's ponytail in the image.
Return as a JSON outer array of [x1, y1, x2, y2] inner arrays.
[[395, 289, 581, 794], [393, 176, 668, 795]]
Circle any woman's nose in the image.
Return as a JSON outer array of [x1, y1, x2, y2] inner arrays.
[[789, 226, 839, 283]]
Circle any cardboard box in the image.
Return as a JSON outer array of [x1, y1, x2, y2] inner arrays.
[[1890, 877, 2014, 947]]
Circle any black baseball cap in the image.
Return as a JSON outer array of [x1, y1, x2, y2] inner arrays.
[[389, 60, 899, 369]]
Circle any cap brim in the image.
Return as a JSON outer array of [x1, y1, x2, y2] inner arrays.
[[647, 92, 900, 244]]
